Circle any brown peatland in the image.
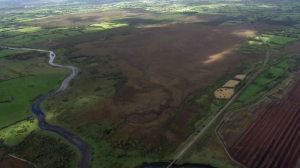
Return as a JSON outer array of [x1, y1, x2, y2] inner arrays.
[[72, 23, 257, 108], [28, 10, 152, 26], [253, 22, 288, 32], [57, 22, 261, 147]]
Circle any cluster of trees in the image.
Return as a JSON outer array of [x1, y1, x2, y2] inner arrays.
[[237, 43, 266, 55], [112, 137, 137, 149], [6, 51, 46, 60], [0, 131, 78, 168]]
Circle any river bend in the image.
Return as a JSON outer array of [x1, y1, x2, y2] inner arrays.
[[0, 46, 91, 168]]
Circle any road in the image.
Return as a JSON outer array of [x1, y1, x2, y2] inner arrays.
[[167, 6, 270, 168], [0, 46, 91, 168]]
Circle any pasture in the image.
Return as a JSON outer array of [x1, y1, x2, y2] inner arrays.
[[266, 67, 286, 77], [263, 36, 297, 45], [0, 118, 38, 146], [254, 74, 272, 85], [238, 84, 263, 101], [277, 59, 294, 69], [0, 74, 67, 128], [0, 49, 29, 57]]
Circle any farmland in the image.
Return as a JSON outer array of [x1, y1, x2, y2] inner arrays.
[[0, 74, 67, 128], [3, 0, 300, 167], [229, 55, 297, 110], [221, 74, 300, 168], [0, 49, 29, 57]]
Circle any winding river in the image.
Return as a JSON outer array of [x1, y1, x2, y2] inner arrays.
[[0, 46, 91, 168]]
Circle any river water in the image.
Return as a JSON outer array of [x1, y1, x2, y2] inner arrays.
[[0, 46, 91, 168], [1, 46, 216, 168], [31, 50, 91, 168]]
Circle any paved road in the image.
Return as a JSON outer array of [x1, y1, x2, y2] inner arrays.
[[0, 46, 91, 168], [167, 6, 270, 168]]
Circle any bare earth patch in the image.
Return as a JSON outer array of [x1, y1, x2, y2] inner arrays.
[[235, 74, 246, 80], [232, 23, 257, 37], [214, 88, 234, 99], [222, 80, 240, 87], [284, 41, 300, 53]]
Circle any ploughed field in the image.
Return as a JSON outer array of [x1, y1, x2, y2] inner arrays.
[[228, 75, 300, 168]]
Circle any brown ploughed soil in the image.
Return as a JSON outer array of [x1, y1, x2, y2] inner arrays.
[[284, 41, 300, 53]]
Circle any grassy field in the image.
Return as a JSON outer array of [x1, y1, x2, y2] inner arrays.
[[90, 22, 128, 29], [0, 51, 70, 80], [0, 49, 29, 57], [269, 43, 281, 49], [229, 56, 296, 110], [0, 74, 67, 128], [18, 27, 43, 33], [266, 67, 286, 77], [249, 40, 263, 45], [277, 59, 294, 68], [263, 36, 298, 45], [254, 75, 271, 85], [220, 20, 244, 26], [239, 84, 263, 101], [0, 118, 38, 146], [0, 49, 70, 132]]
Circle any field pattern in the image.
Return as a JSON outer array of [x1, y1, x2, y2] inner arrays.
[[225, 75, 300, 168]]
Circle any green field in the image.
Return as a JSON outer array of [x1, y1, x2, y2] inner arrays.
[[90, 22, 128, 29], [266, 67, 286, 77], [220, 20, 244, 26], [238, 84, 263, 101], [263, 36, 297, 45], [1, 35, 25, 43], [268, 43, 281, 49], [254, 75, 271, 85], [0, 74, 67, 128], [249, 41, 263, 45], [0, 118, 38, 146], [61, 31, 83, 36], [0, 49, 29, 57], [18, 27, 43, 33], [277, 59, 294, 68], [42, 33, 68, 40]]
